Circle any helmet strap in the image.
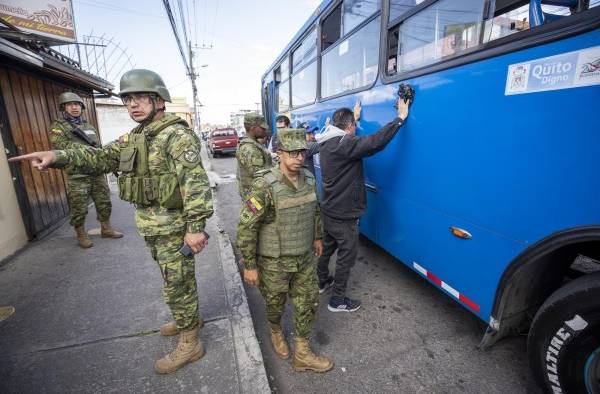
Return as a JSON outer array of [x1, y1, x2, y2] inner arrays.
[[140, 95, 165, 125]]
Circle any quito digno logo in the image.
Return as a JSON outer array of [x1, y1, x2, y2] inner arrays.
[[0, 0, 76, 43]]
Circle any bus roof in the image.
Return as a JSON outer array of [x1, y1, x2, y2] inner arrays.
[[261, 0, 335, 82]]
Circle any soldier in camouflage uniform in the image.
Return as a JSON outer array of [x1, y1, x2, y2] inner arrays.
[[49, 92, 122, 248], [237, 128, 333, 373], [10, 70, 213, 375], [235, 113, 273, 199]]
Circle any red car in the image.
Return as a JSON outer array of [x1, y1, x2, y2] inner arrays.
[[208, 128, 239, 157]]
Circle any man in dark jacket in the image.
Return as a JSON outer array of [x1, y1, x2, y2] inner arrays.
[[302, 123, 319, 176], [316, 96, 411, 312]]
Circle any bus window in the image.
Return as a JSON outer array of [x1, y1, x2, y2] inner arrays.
[[292, 62, 317, 106], [275, 57, 290, 113], [394, 0, 486, 74], [389, 0, 420, 22], [343, 0, 381, 34], [483, 0, 599, 42], [277, 81, 290, 113], [321, 16, 381, 98], [292, 28, 317, 73], [483, 3, 530, 42], [321, 4, 342, 51], [291, 29, 318, 107], [279, 57, 289, 83]]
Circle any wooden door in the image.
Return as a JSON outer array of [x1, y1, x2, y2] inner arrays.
[[0, 64, 99, 238]]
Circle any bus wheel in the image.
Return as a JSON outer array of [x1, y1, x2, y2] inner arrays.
[[527, 272, 600, 393]]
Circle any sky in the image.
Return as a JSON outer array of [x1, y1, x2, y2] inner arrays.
[[72, 0, 320, 124]]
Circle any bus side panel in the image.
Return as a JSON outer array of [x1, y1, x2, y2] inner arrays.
[[291, 28, 600, 322]]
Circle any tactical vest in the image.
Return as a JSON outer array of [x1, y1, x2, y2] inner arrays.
[[56, 120, 101, 146], [257, 169, 317, 258], [117, 115, 187, 208], [236, 137, 272, 194]]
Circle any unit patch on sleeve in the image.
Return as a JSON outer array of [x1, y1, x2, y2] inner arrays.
[[183, 149, 199, 164], [245, 196, 263, 214]]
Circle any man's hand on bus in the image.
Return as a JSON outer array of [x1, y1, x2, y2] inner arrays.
[[353, 101, 361, 121], [397, 97, 410, 121], [8, 151, 57, 170]]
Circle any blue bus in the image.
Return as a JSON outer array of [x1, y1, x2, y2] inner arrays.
[[261, 0, 600, 391]]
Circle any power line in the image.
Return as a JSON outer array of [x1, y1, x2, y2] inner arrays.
[[193, 0, 198, 47], [162, 0, 190, 72], [177, 0, 190, 46], [209, 0, 220, 47]]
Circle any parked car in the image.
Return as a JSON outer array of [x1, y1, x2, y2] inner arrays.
[[208, 128, 238, 157]]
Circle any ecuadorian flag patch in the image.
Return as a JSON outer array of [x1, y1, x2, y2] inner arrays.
[[245, 197, 263, 214]]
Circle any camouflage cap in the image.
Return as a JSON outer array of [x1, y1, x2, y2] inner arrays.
[[277, 128, 308, 151], [244, 113, 268, 129]]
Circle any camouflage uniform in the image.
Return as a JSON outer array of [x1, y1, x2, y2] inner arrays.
[[236, 113, 273, 199], [237, 129, 321, 339], [52, 114, 213, 331], [49, 118, 112, 227]]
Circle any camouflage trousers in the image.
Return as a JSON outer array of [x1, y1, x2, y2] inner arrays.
[[258, 253, 319, 338], [65, 174, 112, 227], [144, 233, 201, 331]]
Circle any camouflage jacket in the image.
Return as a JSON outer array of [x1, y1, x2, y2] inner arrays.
[[49, 119, 101, 177], [236, 136, 273, 197], [53, 115, 213, 236], [236, 167, 321, 271]]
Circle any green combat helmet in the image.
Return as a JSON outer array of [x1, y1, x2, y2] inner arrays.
[[119, 69, 171, 102], [243, 113, 268, 130], [277, 128, 308, 151], [58, 92, 85, 109]]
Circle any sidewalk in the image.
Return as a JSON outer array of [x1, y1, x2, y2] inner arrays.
[[0, 181, 269, 393]]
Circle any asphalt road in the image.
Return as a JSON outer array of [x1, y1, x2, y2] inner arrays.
[[208, 154, 542, 394]]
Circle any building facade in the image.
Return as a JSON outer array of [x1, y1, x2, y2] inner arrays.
[[0, 36, 112, 261]]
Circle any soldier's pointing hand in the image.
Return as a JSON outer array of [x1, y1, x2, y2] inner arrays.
[[9, 151, 57, 170]]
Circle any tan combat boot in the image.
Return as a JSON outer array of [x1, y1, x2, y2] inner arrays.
[[75, 226, 93, 249], [270, 324, 290, 359], [100, 221, 123, 238], [154, 327, 204, 374], [292, 337, 333, 373]]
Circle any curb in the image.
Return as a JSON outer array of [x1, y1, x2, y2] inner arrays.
[[200, 145, 270, 394], [200, 142, 217, 188], [217, 231, 270, 394]]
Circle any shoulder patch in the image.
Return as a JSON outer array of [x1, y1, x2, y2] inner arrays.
[[118, 133, 130, 145], [50, 128, 63, 136], [245, 196, 263, 214], [183, 149, 200, 164]]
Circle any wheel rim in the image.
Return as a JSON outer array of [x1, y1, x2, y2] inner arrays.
[[585, 346, 600, 394]]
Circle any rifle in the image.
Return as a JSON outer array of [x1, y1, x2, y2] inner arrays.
[[71, 126, 100, 148]]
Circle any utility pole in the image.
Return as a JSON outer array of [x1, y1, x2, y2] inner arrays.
[[188, 41, 200, 135]]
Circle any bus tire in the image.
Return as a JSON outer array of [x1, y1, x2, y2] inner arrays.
[[527, 272, 600, 394]]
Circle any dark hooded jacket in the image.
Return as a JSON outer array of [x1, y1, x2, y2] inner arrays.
[[316, 118, 404, 220]]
